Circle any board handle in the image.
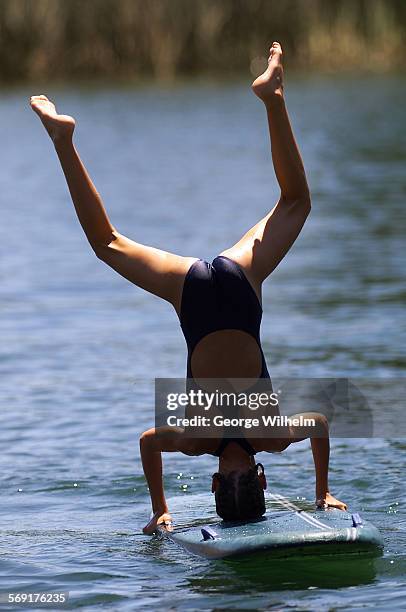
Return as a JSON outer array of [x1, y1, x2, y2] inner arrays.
[[201, 527, 219, 541], [351, 513, 363, 527]]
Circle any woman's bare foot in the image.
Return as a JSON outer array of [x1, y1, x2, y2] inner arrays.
[[252, 42, 284, 105], [30, 95, 75, 144]]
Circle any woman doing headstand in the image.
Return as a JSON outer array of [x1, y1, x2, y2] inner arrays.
[[30, 42, 347, 535]]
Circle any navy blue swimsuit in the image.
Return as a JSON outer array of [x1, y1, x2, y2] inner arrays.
[[179, 255, 271, 456]]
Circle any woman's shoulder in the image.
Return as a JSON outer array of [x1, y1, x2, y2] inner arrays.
[[179, 437, 220, 456], [250, 437, 292, 454]]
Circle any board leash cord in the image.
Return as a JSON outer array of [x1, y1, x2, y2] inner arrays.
[[268, 492, 334, 531], [268, 492, 362, 543], [197, 493, 350, 542]]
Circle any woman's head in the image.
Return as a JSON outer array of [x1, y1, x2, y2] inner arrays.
[[211, 463, 267, 521]]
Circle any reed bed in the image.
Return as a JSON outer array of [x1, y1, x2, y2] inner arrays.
[[0, 0, 404, 82]]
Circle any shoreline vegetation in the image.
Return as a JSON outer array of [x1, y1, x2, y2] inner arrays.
[[1, 0, 405, 83]]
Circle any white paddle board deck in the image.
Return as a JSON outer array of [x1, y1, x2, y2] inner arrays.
[[161, 509, 383, 560]]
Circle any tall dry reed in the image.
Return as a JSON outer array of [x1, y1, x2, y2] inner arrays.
[[0, 0, 404, 82]]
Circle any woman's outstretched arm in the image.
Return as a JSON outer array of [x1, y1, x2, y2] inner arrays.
[[220, 42, 311, 287], [284, 412, 347, 510], [139, 428, 173, 535], [30, 95, 196, 313]]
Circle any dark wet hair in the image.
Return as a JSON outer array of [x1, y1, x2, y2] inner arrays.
[[212, 463, 266, 521]]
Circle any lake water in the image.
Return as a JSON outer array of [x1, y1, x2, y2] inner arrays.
[[0, 77, 405, 610]]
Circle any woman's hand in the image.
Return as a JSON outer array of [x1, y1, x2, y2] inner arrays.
[[143, 511, 173, 535], [316, 492, 347, 511]]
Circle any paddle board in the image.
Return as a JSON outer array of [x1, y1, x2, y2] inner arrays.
[[160, 506, 383, 560]]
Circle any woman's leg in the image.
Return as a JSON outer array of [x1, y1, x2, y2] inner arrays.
[[30, 95, 197, 315], [220, 42, 311, 293]]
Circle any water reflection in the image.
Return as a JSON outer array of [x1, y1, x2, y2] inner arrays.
[[189, 553, 378, 593]]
